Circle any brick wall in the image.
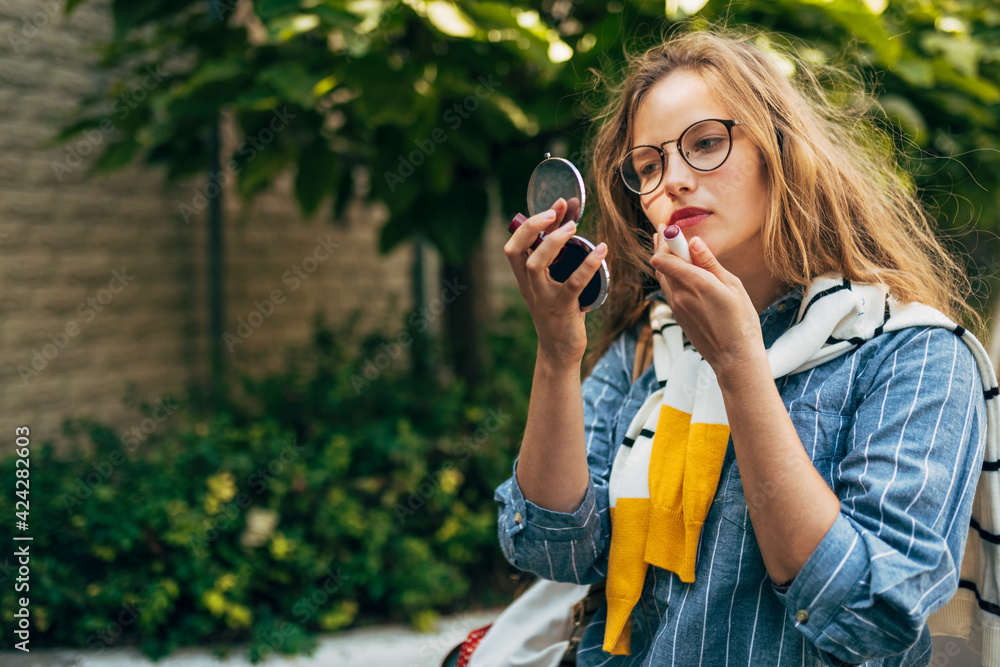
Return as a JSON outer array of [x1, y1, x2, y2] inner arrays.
[[0, 0, 522, 453]]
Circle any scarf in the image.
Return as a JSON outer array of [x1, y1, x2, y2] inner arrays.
[[603, 275, 1000, 661]]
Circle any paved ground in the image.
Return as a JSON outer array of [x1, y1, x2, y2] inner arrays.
[[0, 608, 503, 667]]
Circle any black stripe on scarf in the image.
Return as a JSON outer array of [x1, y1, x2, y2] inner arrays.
[[824, 288, 893, 349], [797, 278, 851, 323], [873, 299, 891, 337], [622, 428, 656, 447], [658, 322, 679, 336], [957, 579, 1000, 617], [825, 335, 866, 349], [949, 325, 999, 403], [972, 517, 1000, 544]]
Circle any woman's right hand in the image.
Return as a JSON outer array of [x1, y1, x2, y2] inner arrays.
[[503, 196, 609, 367]]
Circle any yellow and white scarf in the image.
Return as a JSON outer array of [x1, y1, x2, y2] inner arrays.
[[603, 275, 1000, 661]]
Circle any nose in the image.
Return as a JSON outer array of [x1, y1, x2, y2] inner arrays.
[[658, 143, 697, 196]]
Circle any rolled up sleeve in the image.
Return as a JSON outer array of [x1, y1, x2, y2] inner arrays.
[[772, 327, 987, 666], [493, 335, 632, 584]]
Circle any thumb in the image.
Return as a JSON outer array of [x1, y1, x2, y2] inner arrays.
[[690, 237, 723, 275]]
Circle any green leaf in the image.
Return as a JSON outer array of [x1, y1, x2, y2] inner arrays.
[[39, 116, 107, 148], [237, 145, 295, 199], [111, 0, 162, 36], [255, 0, 303, 21], [94, 139, 141, 173], [257, 63, 322, 108], [783, 0, 901, 66], [921, 32, 984, 80], [496, 145, 540, 221], [892, 57, 935, 88], [421, 1, 482, 40], [877, 94, 928, 144], [378, 213, 414, 256], [186, 59, 248, 90], [294, 142, 339, 219], [111, 0, 199, 37], [311, 5, 362, 31], [933, 59, 1000, 103], [332, 166, 353, 224], [424, 182, 489, 264]]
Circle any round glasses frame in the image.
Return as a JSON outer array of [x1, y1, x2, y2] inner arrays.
[[617, 119, 741, 195]]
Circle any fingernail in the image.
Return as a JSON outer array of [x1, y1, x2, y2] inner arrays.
[[595, 242, 607, 253], [560, 220, 577, 232], [542, 210, 557, 220]]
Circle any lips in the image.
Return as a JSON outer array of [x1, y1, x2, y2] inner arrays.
[[669, 207, 711, 228]]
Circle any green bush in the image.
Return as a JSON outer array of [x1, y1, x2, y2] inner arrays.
[[0, 295, 540, 661]]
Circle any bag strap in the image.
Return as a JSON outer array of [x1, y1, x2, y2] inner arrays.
[[561, 580, 606, 663]]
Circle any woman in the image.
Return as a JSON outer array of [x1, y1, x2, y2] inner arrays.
[[495, 27, 999, 666]]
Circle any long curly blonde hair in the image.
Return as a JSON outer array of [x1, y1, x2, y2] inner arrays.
[[578, 25, 984, 378]]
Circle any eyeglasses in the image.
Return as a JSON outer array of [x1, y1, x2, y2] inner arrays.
[[618, 119, 741, 195]]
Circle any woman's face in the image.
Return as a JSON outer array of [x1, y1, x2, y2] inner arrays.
[[631, 70, 769, 278]]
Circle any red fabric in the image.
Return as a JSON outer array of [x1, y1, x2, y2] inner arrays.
[[455, 624, 493, 667]]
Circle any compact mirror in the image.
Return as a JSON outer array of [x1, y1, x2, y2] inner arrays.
[[527, 155, 585, 223], [509, 152, 610, 312]]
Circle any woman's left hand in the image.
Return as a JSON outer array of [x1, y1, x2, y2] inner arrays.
[[651, 223, 764, 372]]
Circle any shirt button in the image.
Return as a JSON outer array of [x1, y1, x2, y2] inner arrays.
[[796, 609, 810, 624], [776, 303, 787, 311], [514, 512, 522, 525]]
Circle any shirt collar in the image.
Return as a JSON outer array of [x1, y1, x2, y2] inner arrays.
[[760, 285, 804, 320], [645, 285, 804, 319]]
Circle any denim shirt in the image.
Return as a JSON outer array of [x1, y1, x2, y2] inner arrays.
[[493, 287, 986, 666]]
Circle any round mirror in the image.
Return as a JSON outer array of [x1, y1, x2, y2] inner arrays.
[[527, 155, 585, 225], [524, 153, 608, 312]]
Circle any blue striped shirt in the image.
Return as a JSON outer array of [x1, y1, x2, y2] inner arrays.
[[493, 287, 987, 666]]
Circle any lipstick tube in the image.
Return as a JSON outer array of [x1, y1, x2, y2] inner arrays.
[[663, 225, 691, 263]]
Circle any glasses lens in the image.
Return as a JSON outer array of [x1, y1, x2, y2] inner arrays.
[[621, 146, 662, 194], [680, 120, 731, 171]]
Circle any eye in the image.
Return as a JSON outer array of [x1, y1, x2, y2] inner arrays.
[[689, 135, 724, 153], [639, 161, 661, 176]]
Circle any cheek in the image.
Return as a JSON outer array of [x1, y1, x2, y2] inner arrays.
[[638, 196, 657, 222], [714, 157, 762, 204]]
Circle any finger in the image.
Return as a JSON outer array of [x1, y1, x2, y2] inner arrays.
[[563, 241, 609, 298], [687, 236, 727, 281], [505, 197, 571, 258], [525, 218, 578, 275], [505, 212, 556, 265], [543, 197, 570, 234], [531, 197, 570, 238], [653, 223, 678, 262], [564, 197, 581, 224], [654, 223, 664, 254], [651, 225, 675, 303], [651, 228, 692, 278], [504, 200, 573, 296]]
